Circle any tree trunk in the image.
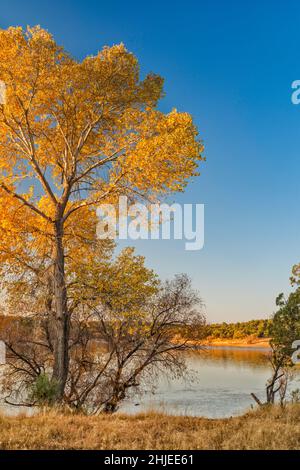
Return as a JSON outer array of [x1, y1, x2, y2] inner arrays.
[[51, 218, 69, 401]]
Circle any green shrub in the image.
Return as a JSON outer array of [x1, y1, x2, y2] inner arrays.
[[30, 374, 59, 405]]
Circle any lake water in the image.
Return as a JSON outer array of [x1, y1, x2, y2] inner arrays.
[[2, 347, 299, 418], [120, 347, 300, 418]]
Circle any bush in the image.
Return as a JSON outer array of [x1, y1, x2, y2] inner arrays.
[[30, 374, 59, 406]]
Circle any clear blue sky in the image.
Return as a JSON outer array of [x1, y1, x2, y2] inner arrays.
[[1, 0, 300, 322]]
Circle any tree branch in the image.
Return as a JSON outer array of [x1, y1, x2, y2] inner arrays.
[[0, 183, 52, 222]]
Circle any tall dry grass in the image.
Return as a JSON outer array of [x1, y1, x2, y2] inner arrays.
[[0, 404, 299, 450]]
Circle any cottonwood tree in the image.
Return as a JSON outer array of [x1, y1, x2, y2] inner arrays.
[[1, 249, 205, 412], [0, 26, 204, 400]]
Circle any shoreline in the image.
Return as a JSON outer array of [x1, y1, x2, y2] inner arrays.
[[202, 337, 271, 349], [180, 337, 271, 349]]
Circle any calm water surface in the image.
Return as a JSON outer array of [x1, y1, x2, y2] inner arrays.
[[120, 347, 300, 418], [2, 347, 299, 418]]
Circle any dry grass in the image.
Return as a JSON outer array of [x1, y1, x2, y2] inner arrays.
[[0, 405, 299, 450]]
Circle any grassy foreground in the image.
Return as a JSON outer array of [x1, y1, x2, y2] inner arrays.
[[0, 405, 299, 450]]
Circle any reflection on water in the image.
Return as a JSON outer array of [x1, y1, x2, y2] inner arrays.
[[197, 346, 271, 367], [120, 347, 300, 418]]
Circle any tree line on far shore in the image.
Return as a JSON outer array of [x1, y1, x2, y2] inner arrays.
[[203, 319, 272, 340]]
